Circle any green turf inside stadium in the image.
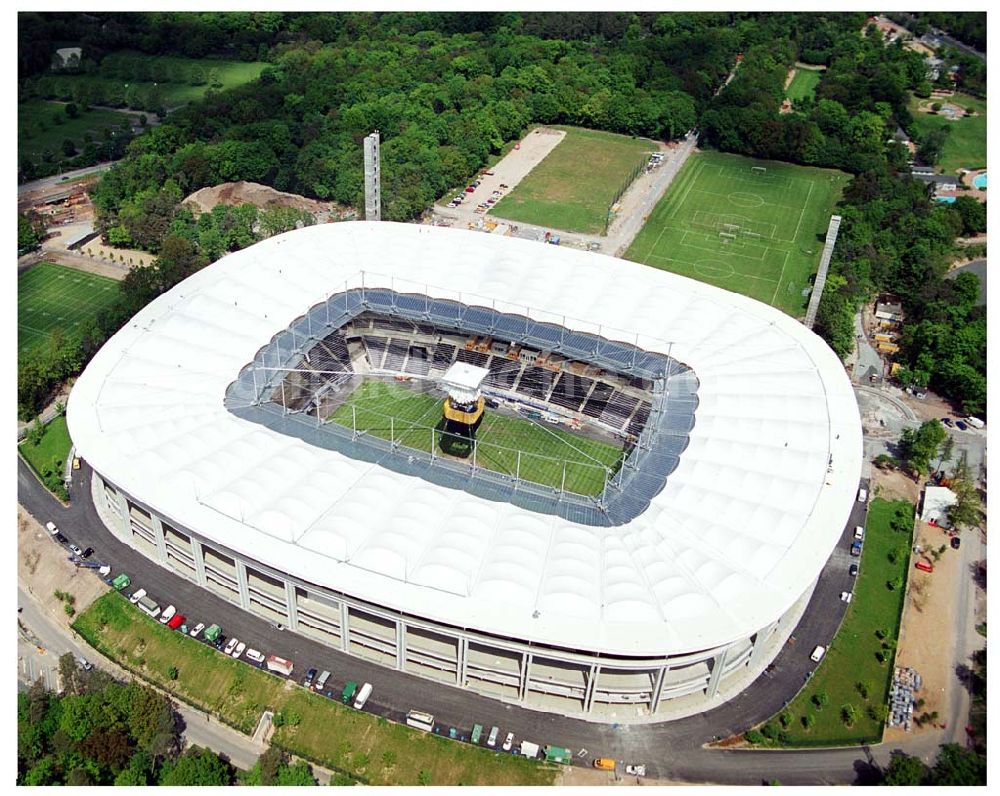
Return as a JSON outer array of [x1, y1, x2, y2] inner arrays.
[[625, 151, 848, 317], [18, 262, 119, 359], [327, 380, 624, 497]]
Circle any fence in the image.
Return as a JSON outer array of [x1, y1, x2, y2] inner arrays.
[[604, 155, 650, 235]]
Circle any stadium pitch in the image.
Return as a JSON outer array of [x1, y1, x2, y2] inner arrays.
[[625, 151, 848, 317], [18, 262, 119, 358], [328, 380, 624, 497]]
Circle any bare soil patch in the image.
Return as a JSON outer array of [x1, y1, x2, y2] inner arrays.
[[18, 505, 108, 628], [885, 519, 963, 742], [182, 180, 351, 222]]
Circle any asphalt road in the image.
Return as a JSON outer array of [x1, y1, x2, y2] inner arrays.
[[19, 459, 915, 784]]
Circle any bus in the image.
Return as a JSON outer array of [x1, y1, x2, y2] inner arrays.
[[405, 710, 435, 732]]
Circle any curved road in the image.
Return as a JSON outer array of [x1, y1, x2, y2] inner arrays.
[[19, 460, 937, 784]]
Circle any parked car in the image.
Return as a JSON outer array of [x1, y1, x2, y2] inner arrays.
[[850, 541, 862, 557], [72, 457, 81, 470], [849, 563, 859, 577], [159, 605, 177, 624], [810, 645, 826, 662], [78, 657, 93, 671], [303, 667, 318, 688], [167, 613, 185, 630], [857, 487, 868, 502], [840, 591, 853, 603], [625, 764, 646, 777], [69, 544, 84, 557], [245, 648, 265, 664], [189, 622, 205, 638], [487, 726, 499, 747], [129, 588, 147, 604], [854, 526, 865, 540], [45, 521, 59, 535], [55, 533, 68, 545], [223, 637, 239, 656], [951, 536, 961, 550], [232, 641, 246, 659], [956, 421, 968, 431], [502, 732, 514, 752], [593, 758, 616, 771], [941, 417, 953, 427], [82, 547, 93, 558]]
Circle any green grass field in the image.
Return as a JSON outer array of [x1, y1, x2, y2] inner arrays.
[[18, 100, 137, 164], [18, 262, 119, 359], [328, 380, 623, 496], [752, 499, 914, 746], [785, 69, 822, 102], [19, 415, 72, 478], [908, 92, 987, 173], [491, 126, 655, 234], [73, 593, 557, 786], [625, 151, 849, 317]]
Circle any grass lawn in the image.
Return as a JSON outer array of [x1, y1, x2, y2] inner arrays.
[[491, 126, 655, 234], [18, 262, 119, 361], [908, 92, 987, 173], [785, 69, 822, 102], [19, 415, 72, 477], [18, 100, 136, 165], [625, 150, 849, 317], [73, 592, 557, 786], [328, 380, 623, 496], [750, 499, 914, 746]]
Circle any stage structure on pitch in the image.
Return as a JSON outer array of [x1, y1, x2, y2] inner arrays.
[[438, 361, 489, 459]]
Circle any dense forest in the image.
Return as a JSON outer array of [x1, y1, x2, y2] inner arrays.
[[16, 11, 986, 417]]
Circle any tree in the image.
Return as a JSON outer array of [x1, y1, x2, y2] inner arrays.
[[18, 212, 43, 255], [951, 195, 986, 235], [897, 420, 948, 476], [840, 703, 858, 726], [880, 753, 926, 785], [927, 744, 985, 785], [158, 746, 234, 786]]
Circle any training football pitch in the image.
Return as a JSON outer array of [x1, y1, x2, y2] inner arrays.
[[18, 262, 119, 358], [625, 151, 848, 317], [327, 380, 624, 497]]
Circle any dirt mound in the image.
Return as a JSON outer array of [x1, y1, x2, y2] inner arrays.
[[183, 181, 353, 223]]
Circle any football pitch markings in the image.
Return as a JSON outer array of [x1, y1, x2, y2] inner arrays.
[[625, 151, 848, 317], [18, 262, 119, 356], [328, 380, 622, 496]]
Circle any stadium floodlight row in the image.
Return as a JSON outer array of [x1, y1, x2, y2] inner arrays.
[[68, 222, 862, 721]]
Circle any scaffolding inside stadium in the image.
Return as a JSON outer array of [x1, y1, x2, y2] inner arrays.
[[225, 274, 699, 526]]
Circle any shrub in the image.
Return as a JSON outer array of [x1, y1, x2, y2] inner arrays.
[[779, 711, 792, 728], [801, 713, 815, 730], [168, 666, 179, 680], [812, 691, 829, 709], [418, 770, 431, 786], [841, 704, 858, 727], [745, 729, 765, 744]]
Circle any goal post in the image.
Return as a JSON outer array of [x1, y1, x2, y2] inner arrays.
[[751, 166, 767, 176]]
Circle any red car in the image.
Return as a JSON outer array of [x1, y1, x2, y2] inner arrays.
[[167, 613, 186, 630]]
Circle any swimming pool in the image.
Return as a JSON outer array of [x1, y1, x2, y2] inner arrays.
[[935, 196, 957, 204], [973, 172, 987, 190]]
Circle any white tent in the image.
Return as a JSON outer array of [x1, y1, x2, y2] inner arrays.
[[920, 485, 957, 526]]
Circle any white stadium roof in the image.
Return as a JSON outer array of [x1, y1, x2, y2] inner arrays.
[[68, 222, 862, 656]]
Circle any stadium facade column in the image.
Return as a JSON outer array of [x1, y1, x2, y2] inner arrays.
[[150, 514, 168, 564], [583, 664, 600, 712], [650, 665, 667, 713], [706, 646, 730, 698], [396, 621, 406, 670], [518, 652, 533, 701], [111, 489, 130, 537], [284, 581, 299, 631], [190, 538, 208, 587], [339, 602, 350, 652], [456, 637, 468, 686], [748, 619, 779, 668], [235, 560, 251, 611]]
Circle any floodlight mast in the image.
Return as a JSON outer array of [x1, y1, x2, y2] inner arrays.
[[364, 131, 381, 221]]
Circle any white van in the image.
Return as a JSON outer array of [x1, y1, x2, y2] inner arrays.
[[966, 417, 985, 429], [857, 487, 868, 503], [353, 682, 373, 710], [315, 670, 331, 692], [854, 526, 865, 540], [810, 645, 826, 662], [136, 595, 161, 619]]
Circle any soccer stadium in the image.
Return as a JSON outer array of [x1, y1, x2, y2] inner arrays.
[[68, 221, 862, 720]]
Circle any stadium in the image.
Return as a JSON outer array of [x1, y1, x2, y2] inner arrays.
[[68, 221, 862, 721]]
